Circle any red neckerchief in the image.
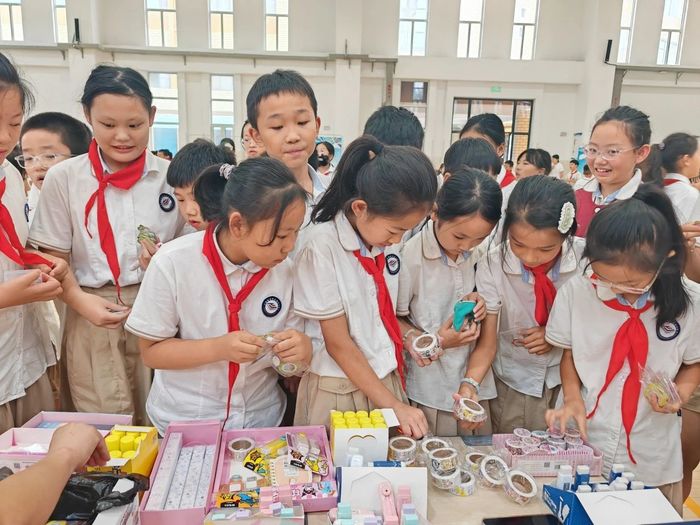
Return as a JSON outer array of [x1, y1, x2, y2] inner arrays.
[[523, 253, 560, 326], [663, 178, 681, 187], [500, 170, 516, 189]]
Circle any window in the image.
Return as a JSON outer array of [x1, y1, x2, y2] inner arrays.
[[146, 0, 177, 47], [265, 0, 288, 52], [210, 0, 233, 50], [398, 0, 428, 56], [510, 0, 538, 60], [54, 0, 68, 43], [616, 0, 636, 63], [457, 0, 482, 58], [451, 98, 533, 161], [657, 0, 686, 65], [0, 0, 23, 41], [399, 81, 428, 128], [150, 73, 179, 153], [211, 75, 234, 144]]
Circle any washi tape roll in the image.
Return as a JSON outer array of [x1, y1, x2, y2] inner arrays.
[[521, 445, 539, 455], [504, 470, 538, 505], [548, 427, 565, 439], [538, 444, 559, 454], [505, 438, 524, 455], [513, 428, 531, 439], [450, 469, 476, 497], [452, 397, 487, 423], [564, 436, 583, 449], [412, 333, 440, 359], [465, 451, 487, 473], [389, 436, 417, 464], [429, 447, 458, 474], [530, 430, 549, 442], [547, 437, 566, 449], [421, 437, 449, 457], [228, 437, 255, 461], [564, 428, 581, 440], [430, 467, 460, 490], [521, 436, 540, 448], [478, 455, 509, 488]]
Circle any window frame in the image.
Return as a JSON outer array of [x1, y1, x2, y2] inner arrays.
[[656, 0, 687, 65], [398, 0, 429, 57], [209, 0, 234, 50], [54, 0, 68, 43], [149, 72, 180, 152], [399, 80, 428, 129], [457, 0, 483, 58], [616, 0, 636, 63], [265, 0, 288, 52], [0, 0, 23, 42], [210, 74, 235, 144], [510, 0, 539, 60], [146, 0, 177, 48]]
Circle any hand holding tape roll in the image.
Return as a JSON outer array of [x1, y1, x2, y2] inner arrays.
[[412, 333, 440, 359], [453, 397, 487, 423]]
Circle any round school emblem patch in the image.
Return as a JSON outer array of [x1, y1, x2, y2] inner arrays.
[[159, 193, 175, 212], [385, 254, 401, 275], [262, 296, 282, 318], [656, 320, 681, 341]]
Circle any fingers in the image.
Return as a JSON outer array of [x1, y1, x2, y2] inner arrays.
[[575, 414, 588, 441], [140, 238, 159, 256], [238, 332, 266, 347], [236, 343, 264, 363]]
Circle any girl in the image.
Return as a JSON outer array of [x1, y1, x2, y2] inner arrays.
[[658, 132, 700, 224], [442, 138, 502, 179], [515, 148, 552, 180], [397, 168, 502, 436], [125, 159, 312, 434], [545, 185, 700, 514], [476, 176, 584, 433], [29, 65, 186, 424], [240, 120, 263, 160], [293, 135, 438, 437], [575, 106, 650, 238], [316, 141, 335, 179]]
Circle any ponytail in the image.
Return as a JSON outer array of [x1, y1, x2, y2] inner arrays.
[[659, 132, 699, 174], [639, 144, 664, 187]]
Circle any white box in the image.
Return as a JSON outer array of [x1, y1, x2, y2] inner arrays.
[[330, 409, 400, 465]]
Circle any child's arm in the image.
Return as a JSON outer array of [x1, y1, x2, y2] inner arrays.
[[648, 362, 700, 414], [0, 270, 62, 309], [545, 349, 588, 439], [320, 315, 428, 438], [457, 313, 497, 399]]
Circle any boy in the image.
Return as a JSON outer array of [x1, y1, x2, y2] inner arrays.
[[566, 158, 580, 185], [363, 105, 423, 149], [504, 160, 514, 180], [573, 163, 594, 190], [19, 112, 91, 225], [549, 153, 564, 179]]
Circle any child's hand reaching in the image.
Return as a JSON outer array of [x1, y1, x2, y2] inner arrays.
[[451, 391, 485, 432], [462, 292, 486, 322], [393, 402, 429, 438], [646, 387, 682, 414], [545, 398, 588, 440], [269, 329, 313, 365], [517, 326, 553, 355], [437, 316, 481, 349], [218, 331, 265, 364], [404, 330, 441, 368]]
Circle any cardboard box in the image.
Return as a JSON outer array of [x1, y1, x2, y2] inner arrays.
[[330, 409, 399, 466], [22, 411, 132, 430], [0, 427, 55, 473], [542, 484, 683, 525], [87, 425, 159, 477], [139, 420, 222, 525], [214, 425, 337, 513]]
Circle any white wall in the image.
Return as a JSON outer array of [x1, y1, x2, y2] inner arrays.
[[4, 0, 700, 165]]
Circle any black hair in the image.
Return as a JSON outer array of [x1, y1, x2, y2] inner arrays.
[[584, 184, 689, 329], [166, 138, 236, 188], [504, 160, 514, 168], [20, 112, 92, 155], [591, 106, 651, 148], [193, 157, 308, 242], [659, 132, 698, 173], [219, 138, 236, 151], [569, 159, 579, 167], [459, 113, 505, 150], [501, 176, 577, 260], [552, 154, 560, 160], [436, 168, 502, 224], [317, 140, 335, 158], [443, 138, 502, 176], [312, 135, 437, 223], [363, 106, 424, 149], [80, 65, 153, 111], [517, 148, 552, 175], [583, 164, 591, 175], [246, 69, 318, 129], [239, 120, 250, 140], [0, 52, 34, 113], [638, 144, 664, 187], [157, 148, 173, 160]]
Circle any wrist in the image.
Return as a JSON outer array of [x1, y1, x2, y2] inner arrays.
[[460, 377, 480, 395], [402, 328, 422, 350]]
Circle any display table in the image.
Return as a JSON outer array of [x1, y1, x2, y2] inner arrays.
[[305, 437, 556, 525]]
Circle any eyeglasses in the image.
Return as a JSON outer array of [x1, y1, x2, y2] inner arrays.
[[240, 137, 254, 147], [583, 145, 636, 161], [14, 153, 74, 168], [588, 258, 666, 295]]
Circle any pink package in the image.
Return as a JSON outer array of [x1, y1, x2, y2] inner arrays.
[[0, 427, 55, 473], [21, 411, 132, 430]]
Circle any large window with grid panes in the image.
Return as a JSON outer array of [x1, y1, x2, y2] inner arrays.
[[617, 0, 636, 63], [146, 0, 177, 47], [457, 0, 482, 58], [451, 98, 533, 162], [0, 0, 23, 41], [265, 0, 288, 51], [398, 0, 428, 56], [150, 73, 179, 153], [657, 0, 686, 65], [510, 0, 538, 60], [54, 0, 68, 43], [211, 75, 235, 144], [210, 0, 233, 49]]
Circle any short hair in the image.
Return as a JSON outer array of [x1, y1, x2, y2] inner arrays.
[[459, 113, 505, 148], [443, 138, 502, 176], [166, 138, 236, 188], [157, 148, 173, 160], [363, 106, 424, 149], [246, 69, 318, 129], [504, 160, 514, 168], [317, 140, 335, 157], [552, 154, 560, 160], [20, 112, 92, 155], [569, 158, 579, 166]]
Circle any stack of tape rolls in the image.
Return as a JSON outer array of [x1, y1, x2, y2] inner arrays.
[[464, 451, 487, 473], [420, 437, 449, 457], [450, 469, 476, 497], [412, 333, 440, 359], [227, 437, 255, 461], [429, 447, 458, 475], [478, 455, 509, 488], [430, 468, 460, 490], [505, 438, 524, 456], [452, 397, 487, 423], [388, 436, 417, 465], [530, 430, 549, 443], [503, 470, 538, 505], [513, 428, 531, 439]]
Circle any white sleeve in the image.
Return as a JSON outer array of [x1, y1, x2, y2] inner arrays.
[[28, 165, 72, 252], [293, 243, 344, 320], [396, 247, 413, 318], [475, 253, 502, 315], [545, 279, 574, 349], [125, 252, 179, 341]]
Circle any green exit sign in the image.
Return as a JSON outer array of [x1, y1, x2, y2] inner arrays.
[[490, 86, 502, 93]]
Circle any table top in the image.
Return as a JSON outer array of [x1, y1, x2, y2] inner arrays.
[[307, 437, 556, 525]]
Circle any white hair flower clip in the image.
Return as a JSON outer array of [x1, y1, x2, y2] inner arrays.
[[558, 201, 576, 234], [219, 163, 235, 180]]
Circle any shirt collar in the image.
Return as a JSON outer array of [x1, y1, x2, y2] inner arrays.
[[591, 169, 642, 204], [664, 172, 690, 184], [504, 240, 580, 278], [616, 291, 651, 309], [212, 224, 262, 276], [97, 147, 154, 178], [307, 164, 327, 199], [334, 211, 384, 258], [421, 219, 471, 266]]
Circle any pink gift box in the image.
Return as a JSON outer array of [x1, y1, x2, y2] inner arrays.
[[0, 427, 54, 473], [21, 411, 132, 430], [213, 425, 337, 513], [139, 419, 222, 525]]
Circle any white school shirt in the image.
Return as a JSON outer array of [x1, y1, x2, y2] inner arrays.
[[397, 220, 496, 411], [545, 275, 700, 486], [475, 238, 586, 398], [496, 166, 516, 213], [549, 162, 564, 179], [664, 173, 699, 224], [294, 212, 401, 380], [28, 151, 185, 288], [125, 229, 299, 435], [26, 184, 40, 226], [0, 162, 54, 406], [293, 164, 327, 258], [580, 169, 642, 206], [573, 175, 594, 191]]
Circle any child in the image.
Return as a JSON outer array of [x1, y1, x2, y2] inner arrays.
[[18, 112, 92, 225], [293, 136, 438, 437], [29, 65, 186, 424], [565, 159, 580, 185], [443, 138, 502, 179], [168, 138, 236, 232], [0, 52, 64, 432], [240, 120, 263, 159], [545, 185, 700, 514], [504, 159, 515, 180], [125, 158, 312, 434], [657, 133, 700, 224], [573, 163, 593, 190], [363, 105, 424, 149], [476, 175, 584, 433], [316, 141, 335, 179], [397, 168, 502, 436], [575, 106, 650, 237], [515, 148, 552, 180], [549, 154, 564, 179]]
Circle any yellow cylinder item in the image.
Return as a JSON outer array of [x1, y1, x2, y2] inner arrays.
[[105, 435, 121, 452], [374, 423, 388, 428], [122, 450, 136, 459], [120, 435, 135, 452], [110, 450, 122, 459], [356, 410, 369, 418], [343, 411, 356, 419], [110, 430, 125, 439]]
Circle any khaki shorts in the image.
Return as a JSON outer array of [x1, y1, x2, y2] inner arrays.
[[683, 385, 700, 413], [491, 376, 560, 434]]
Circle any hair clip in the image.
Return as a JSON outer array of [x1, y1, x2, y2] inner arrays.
[[219, 163, 235, 180], [658, 142, 665, 151], [558, 201, 575, 235]]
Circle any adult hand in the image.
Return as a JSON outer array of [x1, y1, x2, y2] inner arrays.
[[48, 423, 110, 469]]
